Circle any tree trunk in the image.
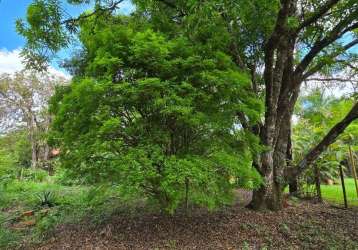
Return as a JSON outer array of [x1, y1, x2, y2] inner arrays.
[[248, 133, 289, 211], [30, 114, 37, 169], [289, 178, 299, 195], [248, 180, 284, 210], [31, 139, 37, 169], [246, 0, 358, 211], [314, 164, 322, 202], [287, 124, 299, 196]]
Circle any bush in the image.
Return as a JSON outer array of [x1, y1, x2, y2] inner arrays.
[[0, 150, 17, 180]]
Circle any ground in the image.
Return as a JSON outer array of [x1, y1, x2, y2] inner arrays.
[[1, 181, 358, 249], [31, 193, 358, 249]]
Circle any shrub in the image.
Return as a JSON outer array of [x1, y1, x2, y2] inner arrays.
[[36, 191, 57, 207]]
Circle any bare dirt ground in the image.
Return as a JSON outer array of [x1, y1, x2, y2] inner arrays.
[[29, 191, 358, 250]]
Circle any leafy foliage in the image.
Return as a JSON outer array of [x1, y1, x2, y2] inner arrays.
[[293, 89, 358, 184], [0, 131, 32, 180], [49, 15, 263, 212], [36, 190, 57, 207]]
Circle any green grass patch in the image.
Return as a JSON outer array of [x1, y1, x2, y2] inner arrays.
[[285, 178, 358, 207], [320, 178, 358, 207]]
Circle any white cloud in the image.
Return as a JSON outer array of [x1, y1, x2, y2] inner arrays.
[[0, 48, 70, 79], [0, 49, 24, 74]]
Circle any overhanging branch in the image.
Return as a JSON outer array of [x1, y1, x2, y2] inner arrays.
[[61, 0, 124, 26], [290, 102, 358, 179]]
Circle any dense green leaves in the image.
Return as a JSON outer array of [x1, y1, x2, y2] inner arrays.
[[49, 15, 263, 212]]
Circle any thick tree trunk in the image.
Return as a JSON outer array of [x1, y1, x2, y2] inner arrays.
[[249, 179, 285, 210], [248, 179, 282, 210], [246, 0, 358, 211], [248, 143, 288, 210]]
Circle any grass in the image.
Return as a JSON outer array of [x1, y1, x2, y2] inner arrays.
[[320, 178, 358, 207], [0, 179, 129, 248]]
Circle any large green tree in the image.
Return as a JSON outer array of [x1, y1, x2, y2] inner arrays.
[[18, 0, 358, 210], [47, 14, 262, 212]]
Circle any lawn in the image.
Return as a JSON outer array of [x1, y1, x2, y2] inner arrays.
[[320, 178, 358, 207]]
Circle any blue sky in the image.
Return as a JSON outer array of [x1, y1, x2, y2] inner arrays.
[[0, 0, 95, 50]]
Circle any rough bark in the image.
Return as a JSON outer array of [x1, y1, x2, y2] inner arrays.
[[248, 0, 358, 211]]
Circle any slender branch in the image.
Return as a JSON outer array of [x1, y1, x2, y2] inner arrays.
[[335, 60, 358, 71], [297, 0, 340, 31], [295, 16, 358, 76], [303, 38, 358, 79], [307, 77, 355, 82], [61, 0, 124, 25]]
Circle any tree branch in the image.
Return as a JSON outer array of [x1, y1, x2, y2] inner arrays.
[[155, 0, 177, 9], [61, 0, 124, 26], [307, 77, 356, 82], [303, 38, 358, 79], [295, 18, 358, 76]]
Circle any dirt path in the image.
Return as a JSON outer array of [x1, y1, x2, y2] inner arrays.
[[29, 197, 358, 250]]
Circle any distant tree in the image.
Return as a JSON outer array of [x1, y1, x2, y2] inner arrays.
[[0, 71, 66, 169], [0, 130, 32, 180]]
